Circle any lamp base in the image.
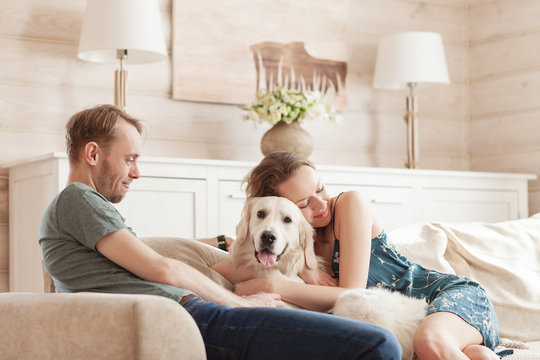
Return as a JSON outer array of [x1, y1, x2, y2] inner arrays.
[[114, 68, 127, 110], [114, 49, 128, 110], [404, 83, 419, 169]]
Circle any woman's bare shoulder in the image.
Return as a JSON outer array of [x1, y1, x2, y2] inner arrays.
[[333, 190, 370, 209], [333, 190, 381, 235]]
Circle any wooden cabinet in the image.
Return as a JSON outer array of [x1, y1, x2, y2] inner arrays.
[[3, 153, 535, 292]]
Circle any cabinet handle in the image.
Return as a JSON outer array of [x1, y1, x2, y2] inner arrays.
[[228, 192, 247, 199], [371, 198, 405, 205]]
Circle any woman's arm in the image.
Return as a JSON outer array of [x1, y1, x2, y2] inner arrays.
[[334, 191, 379, 289], [235, 277, 345, 312]]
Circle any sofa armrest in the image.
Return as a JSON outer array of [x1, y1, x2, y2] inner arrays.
[[0, 292, 205, 360]]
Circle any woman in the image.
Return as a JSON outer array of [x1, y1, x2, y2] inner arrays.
[[219, 151, 500, 360]]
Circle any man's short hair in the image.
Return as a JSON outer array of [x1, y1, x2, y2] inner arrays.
[[65, 104, 143, 163]]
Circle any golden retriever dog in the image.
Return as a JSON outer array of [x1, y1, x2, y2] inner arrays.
[[231, 197, 424, 359], [230, 196, 320, 282]]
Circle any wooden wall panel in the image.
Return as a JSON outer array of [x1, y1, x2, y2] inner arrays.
[[470, 31, 540, 81], [470, 0, 540, 214], [0, 273, 7, 292], [0, 38, 171, 95], [470, 0, 540, 42], [0, 177, 7, 224], [0, 226, 7, 271], [470, 72, 540, 117], [0, 0, 171, 51], [351, 0, 467, 45], [470, 111, 540, 156], [0, 177, 7, 287], [528, 191, 540, 215]]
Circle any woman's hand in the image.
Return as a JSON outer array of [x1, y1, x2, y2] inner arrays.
[[224, 236, 235, 249], [234, 277, 279, 296], [298, 267, 338, 287]]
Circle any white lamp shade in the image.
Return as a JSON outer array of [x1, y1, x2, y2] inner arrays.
[[373, 32, 450, 90], [78, 0, 167, 64]]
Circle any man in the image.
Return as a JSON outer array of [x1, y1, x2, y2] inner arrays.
[[39, 104, 401, 359]]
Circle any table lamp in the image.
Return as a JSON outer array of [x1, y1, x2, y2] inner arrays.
[[373, 32, 450, 169], [77, 0, 167, 110]]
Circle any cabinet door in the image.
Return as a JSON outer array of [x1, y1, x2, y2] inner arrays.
[[114, 177, 207, 238], [422, 189, 518, 223], [325, 184, 416, 231], [218, 180, 246, 237]]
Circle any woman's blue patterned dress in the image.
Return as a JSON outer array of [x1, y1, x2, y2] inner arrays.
[[330, 193, 499, 350]]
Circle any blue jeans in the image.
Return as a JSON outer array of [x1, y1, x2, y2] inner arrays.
[[183, 297, 401, 360]]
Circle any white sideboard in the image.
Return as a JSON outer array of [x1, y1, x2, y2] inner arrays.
[[4, 153, 536, 292]]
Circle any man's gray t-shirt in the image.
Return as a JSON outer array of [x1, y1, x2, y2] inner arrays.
[[39, 182, 193, 302]]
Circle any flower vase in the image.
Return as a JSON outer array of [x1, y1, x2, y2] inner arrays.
[[260, 121, 313, 158]]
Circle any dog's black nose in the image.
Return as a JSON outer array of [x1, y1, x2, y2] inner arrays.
[[260, 230, 277, 246]]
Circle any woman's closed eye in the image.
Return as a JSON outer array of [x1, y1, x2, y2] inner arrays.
[[297, 183, 324, 209]]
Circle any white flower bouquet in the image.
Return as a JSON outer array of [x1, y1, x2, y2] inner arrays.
[[242, 86, 339, 126]]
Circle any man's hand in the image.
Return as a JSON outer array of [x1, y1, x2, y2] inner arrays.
[[298, 267, 338, 287], [240, 292, 285, 308], [234, 277, 276, 296]]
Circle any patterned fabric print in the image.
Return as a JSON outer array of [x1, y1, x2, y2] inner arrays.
[[331, 232, 499, 350]]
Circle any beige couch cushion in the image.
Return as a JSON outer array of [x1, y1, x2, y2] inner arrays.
[[0, 292, 205, 360]]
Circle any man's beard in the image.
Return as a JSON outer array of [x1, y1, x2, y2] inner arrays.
[[97, 159, 125, 203]]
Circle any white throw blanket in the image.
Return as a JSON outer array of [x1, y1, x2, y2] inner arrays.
[[388, 214, 540, 342]]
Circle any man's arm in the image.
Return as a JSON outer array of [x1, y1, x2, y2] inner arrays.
[[96, 229, 283, 307]]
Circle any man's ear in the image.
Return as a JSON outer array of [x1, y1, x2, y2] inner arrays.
[[84, 142, 99, 165]]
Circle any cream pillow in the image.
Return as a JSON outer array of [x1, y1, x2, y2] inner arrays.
[[387, 223, 455, 274], [141, 237, 234, 291]]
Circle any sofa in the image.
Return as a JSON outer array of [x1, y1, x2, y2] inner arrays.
[[1, 215, 539, 359], [1, 238, 232, 360]]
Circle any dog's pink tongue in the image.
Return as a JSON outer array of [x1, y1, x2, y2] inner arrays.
[[258, 251, 277, 267]]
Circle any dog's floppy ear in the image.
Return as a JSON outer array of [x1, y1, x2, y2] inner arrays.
[[230, 198, 253, 266], [299, 217, 318, 270]]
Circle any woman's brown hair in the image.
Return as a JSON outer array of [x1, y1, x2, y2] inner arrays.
[[65, 104, 143, 164], [244, 151, 315, 198]]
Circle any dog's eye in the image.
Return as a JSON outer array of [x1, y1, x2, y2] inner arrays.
[[257, 210, 265, 218], [283, 216, 292, 223]]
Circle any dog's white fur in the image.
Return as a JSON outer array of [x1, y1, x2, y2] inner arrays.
[[230, 196, 319, 281], [333, 287, 427, 360]]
